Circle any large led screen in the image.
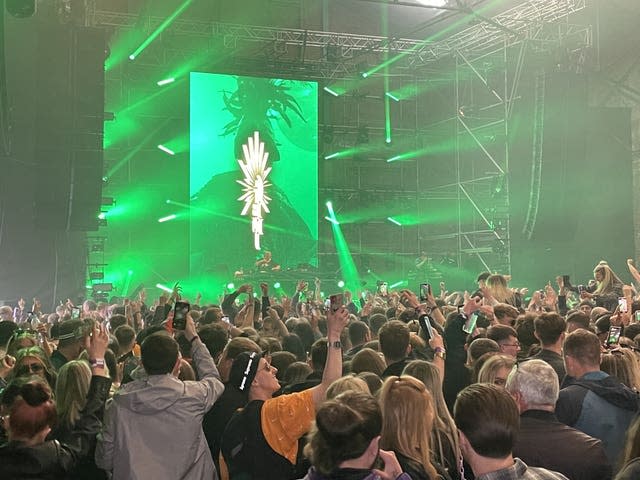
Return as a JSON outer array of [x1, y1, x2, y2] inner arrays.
[[189, 72, 318, 277]]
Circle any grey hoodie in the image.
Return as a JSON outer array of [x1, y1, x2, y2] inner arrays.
[[96, 338, 225, 480]]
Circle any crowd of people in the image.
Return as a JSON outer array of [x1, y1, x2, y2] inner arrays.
[[1, 259, 640, 479]]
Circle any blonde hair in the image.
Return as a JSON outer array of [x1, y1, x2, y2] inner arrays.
[[326, 375, 370, 399], [477, 354, 515, 386], [593, 261, 623, 295], [486, 274, 514, 305], [379, 376, 438, 480], [403, 360, 460, 477], [601, 349, 640, 391], [55, 360, 92, 429]]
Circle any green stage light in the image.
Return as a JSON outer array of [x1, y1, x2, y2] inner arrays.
[[227, 283, 235, 290], [274, 282, 281, 289], [363, 1, 497, 77], [387, 217, 402, 226], [156, 283, 173, 293], [323, 86, 340, 97], [384, 68, 392, 144], [385, 92, 400, 102], [106, 118, 172, 178], [324, 216, 339, 225], [128, 270, 134, 275], [389, 280, 406, 289], [158, 214, 177, 223], [337, 280, 345, 288], [157, 145, 175, 156], [324, 147, 359, 160], [98, 212, 106, 220], [157, 78, 175, 86], [129, 0, 194, 61]]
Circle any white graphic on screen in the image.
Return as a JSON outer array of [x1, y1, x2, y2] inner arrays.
[[237, 131, 272, 250]]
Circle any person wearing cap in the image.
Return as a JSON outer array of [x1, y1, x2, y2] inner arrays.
[[95, 311, 224, 480], [220, 302, 350, 480], [50, 319, 90, 371]]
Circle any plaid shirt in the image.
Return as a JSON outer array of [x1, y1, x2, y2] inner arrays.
[[475, 458, 569, 480]]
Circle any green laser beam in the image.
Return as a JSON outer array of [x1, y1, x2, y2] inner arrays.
[[129, 0, 194, 60], [364, 0, 498, 77]]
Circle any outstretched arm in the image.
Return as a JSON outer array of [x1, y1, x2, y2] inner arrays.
[[310, 304, 349, 407]]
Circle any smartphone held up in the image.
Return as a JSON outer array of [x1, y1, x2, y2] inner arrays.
[[329, 293, 344, 313], [607, 325, 622, 347], [419, 283, 431, 302], [173, 301, 190, 330]]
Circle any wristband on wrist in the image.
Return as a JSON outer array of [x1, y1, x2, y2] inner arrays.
[[90, 358, 105, 368], [189, 335, 200, 344], [434, 347, 446, 360], [326, 340, 342, 349]]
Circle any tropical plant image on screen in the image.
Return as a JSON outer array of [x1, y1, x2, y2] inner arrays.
[[189, 73, 318, 277]]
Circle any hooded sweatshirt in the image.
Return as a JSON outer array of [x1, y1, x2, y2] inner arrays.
[[556, 370, 640, 465], [95, 338, 225, 480]]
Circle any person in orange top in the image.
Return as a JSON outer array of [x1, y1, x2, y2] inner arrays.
[[221, 302, 349, 480]]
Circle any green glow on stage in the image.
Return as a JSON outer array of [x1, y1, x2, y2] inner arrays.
[[158, 214, 177, 223], [323, 86, 341, 97], [157, 145, 175, 156], [129, 0, 194, 61], [385, 92, 400, 102], [156, 283, 174, 294], [326, 202, 360, 293], [363, 0, 498, 77]]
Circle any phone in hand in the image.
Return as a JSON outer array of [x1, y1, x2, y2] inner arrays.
[[419, 283, 431, 302], [71, 306, 81, 320], [377, 282, 388, 296], [329, 293, 344, 313], [578, 285, 586, 294], [607, 325, 622, 346], [418, 314, 435, 340], [562, 275, 570, 285], [173, 301, 190, 330], [635, 311, 640, 324], [462, 311, 479, 334], [221, 316, 230, 324], [618, 297, 629, 313]]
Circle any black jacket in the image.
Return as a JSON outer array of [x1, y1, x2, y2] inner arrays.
[[443, 313, 470, 410], [527, 349, 566, 383], [0, 375, 111, 480], [513, 409, 612, 480]]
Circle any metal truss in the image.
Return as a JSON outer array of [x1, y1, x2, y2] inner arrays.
[[410, 0, 588, 64], [93, 0, 588, 79]]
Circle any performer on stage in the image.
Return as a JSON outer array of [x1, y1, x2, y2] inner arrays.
[[415, 251, 430, 271], [255, 250, 281, 271]]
